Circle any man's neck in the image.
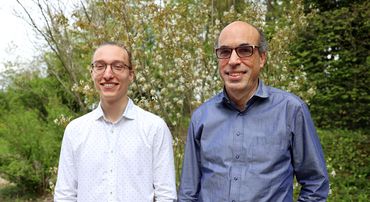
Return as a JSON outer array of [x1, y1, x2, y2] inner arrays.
[[227, 83, 258, 111], [100, 96, 129, 123]]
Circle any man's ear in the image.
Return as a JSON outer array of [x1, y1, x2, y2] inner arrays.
[[259, 52, 267, 68], [129, 69, 135, 83]]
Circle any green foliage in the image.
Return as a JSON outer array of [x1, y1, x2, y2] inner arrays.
[[320, 129, 369, 201], [0, 184, 44, 202], [0, 112, 57, 195], [290, 1, 370, 129], [0, 73, 72, 195], [262, 0, 316, 103], [303, 0, 367, 12], [291, 129, 369, 201]]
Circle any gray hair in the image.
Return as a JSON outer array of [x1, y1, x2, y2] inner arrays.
[[255, 26, 268, 54]]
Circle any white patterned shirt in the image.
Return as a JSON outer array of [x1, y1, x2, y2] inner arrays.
[[54, 99, 177, 202]]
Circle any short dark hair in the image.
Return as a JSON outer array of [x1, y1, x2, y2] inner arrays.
[[94, 42, 133, 70]]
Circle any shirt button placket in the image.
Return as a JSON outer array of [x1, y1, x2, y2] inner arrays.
[[230, 114, 243, 201], [231, 176, 239, 202], [234, 130, 242, 161], [108, 125, 115, 202]]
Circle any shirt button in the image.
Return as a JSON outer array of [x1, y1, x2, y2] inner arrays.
[[111, 130, 114, 133], [236, 131, 240, 136], [110, 150, 113, 153], [235, 155, 240, 159], [234, 177, 238, 181], [232, 200, 236, 202]]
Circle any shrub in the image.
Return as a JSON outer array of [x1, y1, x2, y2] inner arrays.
[[290, 1, 370, 129], [293, 129, 369, 200], [320, 129, 369, 201], [0, 75, 69, 196], [0, 110, 61, 195]]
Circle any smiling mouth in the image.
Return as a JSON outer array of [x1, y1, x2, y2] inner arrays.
[[226, 71, 247, 76], [101, 83, 117, 88]]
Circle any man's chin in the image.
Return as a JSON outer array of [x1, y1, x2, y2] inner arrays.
[[225, 84, 245, 92], [100, 92, 128, 102], [100, 93, 117, 100]]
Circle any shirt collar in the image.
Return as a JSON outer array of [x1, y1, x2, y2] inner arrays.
[[217, 79, 270, 104], [92, 98, 136, 121], [254, 79, 269, 98]]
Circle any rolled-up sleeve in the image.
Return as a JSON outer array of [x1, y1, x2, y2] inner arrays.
[[291, 103, 330, 201]]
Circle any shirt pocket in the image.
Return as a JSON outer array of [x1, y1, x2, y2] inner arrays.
[[249, 136, 287, 170]]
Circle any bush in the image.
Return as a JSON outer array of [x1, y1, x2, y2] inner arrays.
[[290, 1, 370, 129], [293, 129, 369, 201], [0, 75, 70, 196], [0, 110, 60, 195], [320, 129, 369, 201]]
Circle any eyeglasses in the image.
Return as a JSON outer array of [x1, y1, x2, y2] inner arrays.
[[215, 45, 259, 59], [91, 61, 130, 74]]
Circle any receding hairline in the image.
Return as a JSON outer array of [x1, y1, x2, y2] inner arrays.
[[217, 21, 260, 45], [223, 21, 258, 32], [216, 21, 268, 54]]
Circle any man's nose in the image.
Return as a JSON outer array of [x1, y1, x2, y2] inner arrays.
[[103, 65, 114, 78], [228, 49, 241, 66]]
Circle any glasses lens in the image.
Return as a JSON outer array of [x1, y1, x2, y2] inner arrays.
[[92, 61, 130, 74], [111, 61, 127, 72], [216, 48, 232, 59], [236, 46, 253, 57], [93, 62, 106, 73]]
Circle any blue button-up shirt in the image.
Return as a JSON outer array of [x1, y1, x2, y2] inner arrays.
[[178, 80, 329, 202]]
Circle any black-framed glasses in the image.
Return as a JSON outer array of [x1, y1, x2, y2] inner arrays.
[[91, 61, 130, 74], [215, 45, 259, 59]]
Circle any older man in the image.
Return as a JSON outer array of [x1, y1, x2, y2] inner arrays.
[[178, 21, 329, 201]]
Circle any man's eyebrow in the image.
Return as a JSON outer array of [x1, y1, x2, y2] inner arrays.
[[217, 45, 230, 49], [218, 43, 252, 48]]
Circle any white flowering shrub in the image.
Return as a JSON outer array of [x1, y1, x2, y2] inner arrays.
[[14, 0, 313, 189], [62, 0, 313, 180]]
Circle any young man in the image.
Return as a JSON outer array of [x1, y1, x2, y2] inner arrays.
[[54, 42, 177, 201], [178, 21, 329, 201]]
